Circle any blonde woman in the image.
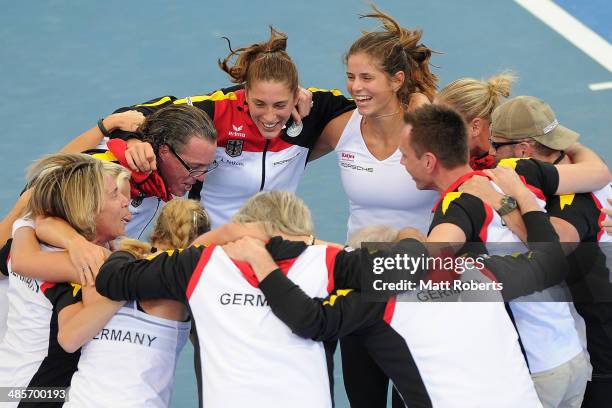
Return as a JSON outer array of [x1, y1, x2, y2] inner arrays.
[[59, 198, 208, 407], [96, 191, 352, 408], [435, 73, 607, 181], [0, 113, 139, 343], [0, 154, 130, 406], [434, 72, 515, 169]]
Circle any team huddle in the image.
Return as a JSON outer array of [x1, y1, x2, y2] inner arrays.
[[1, 5, 612, 408]]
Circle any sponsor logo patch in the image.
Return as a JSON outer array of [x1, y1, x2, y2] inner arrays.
[[341, 152, 355, 162], [273, 152, 301, 167], [340, 162, 373, 172], [228, 124, 247, 138]]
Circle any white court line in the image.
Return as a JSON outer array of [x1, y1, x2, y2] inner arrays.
[[514, 0, 612, 76], [589, 81, 612, 91]]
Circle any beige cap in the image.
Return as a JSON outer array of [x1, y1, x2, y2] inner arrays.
[[490, 96, 579, 150]]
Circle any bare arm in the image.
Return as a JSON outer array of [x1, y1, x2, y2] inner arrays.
[[458, 175, 528, 242], [309, 110, 352, 162], [60, 111, 145, 154], [10, 226, 80, 283], [59, 126, 105, 154], [57, 285, 124, 353], [427, 223, 467, 249], [556, 143, 612, 194], [35, 217, 109, 285], [0, 189, 31, 246]]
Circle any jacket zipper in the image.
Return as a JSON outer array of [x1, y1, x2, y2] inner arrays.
[[259, 139, 270, 191]]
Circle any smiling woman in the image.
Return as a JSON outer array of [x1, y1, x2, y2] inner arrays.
[[96, 26, 355, 229], [304, 5, 442, 407], [0, 155, 131, 406], [218, 27, 299, 139]]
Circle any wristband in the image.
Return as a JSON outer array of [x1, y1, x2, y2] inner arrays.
[[97, 118, 111, 137]]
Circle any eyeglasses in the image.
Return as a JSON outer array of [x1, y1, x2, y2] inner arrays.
[[167, 144, 217, 177], [488, 138, 523, 151]]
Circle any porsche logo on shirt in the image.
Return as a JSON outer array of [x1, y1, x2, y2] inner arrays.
[[226, 140, 244, 157]]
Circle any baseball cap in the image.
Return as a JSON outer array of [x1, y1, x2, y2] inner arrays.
[[490, 96, 579, 150]]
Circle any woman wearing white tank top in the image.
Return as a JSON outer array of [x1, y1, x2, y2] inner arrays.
[[305, 6, 440, 407], [0, 155, 131, 407], [0, 115, 137, 345], [10, 185, 205, 407], [54, 199, 209, 407], [309, 6, 438, 241]]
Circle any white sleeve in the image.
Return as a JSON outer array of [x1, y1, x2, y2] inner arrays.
[[12, 217, 35, 237]]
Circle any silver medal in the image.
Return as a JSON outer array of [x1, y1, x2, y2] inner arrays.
[[285, 121, 303, 138]]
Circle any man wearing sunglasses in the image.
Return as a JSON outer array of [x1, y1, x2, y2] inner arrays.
[[92, 104, 217, 239], [487, 96, 612, 407]]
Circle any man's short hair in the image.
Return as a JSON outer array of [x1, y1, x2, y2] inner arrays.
[[403, 104, 468, 169], [139, 105, 217, 155]]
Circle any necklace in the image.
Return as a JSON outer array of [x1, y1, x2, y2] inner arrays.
[[361, 105, 405, 125], [372, 109, 401, 119]]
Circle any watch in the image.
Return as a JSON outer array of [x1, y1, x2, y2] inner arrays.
[[497, 195, 518, 216]]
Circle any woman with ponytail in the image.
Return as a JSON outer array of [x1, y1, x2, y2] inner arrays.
[[312, 5, 440, 239], [84, 26, 355, 229], [179, 7, 441, 406], [435, 72, 515, 169], [302, 5, 441, 407]]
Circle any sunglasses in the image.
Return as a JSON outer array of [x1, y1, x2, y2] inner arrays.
[[488, 138, 523, 151], [167, 144, 217, 177]]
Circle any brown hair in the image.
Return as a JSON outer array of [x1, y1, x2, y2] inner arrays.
[[436, 72, 516, 122], [403, 104, 468, 169], [347, 5, 438, 102], [218, 27, 299, 93], [119, 198, 210, 257], [139, 104, 217, 155]]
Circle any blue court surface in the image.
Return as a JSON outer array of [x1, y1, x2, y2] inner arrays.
[[1, 1, 610, 406]]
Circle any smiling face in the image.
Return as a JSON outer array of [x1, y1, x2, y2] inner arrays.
[[245, 80, 297, 139], [346, 52, 403, 117], [94, 174, 131, 243]]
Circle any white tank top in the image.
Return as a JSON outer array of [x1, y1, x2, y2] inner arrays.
[[0, 279, 8, 341], [65, 301, 190, 408], [0, 219, 59, 402], [335, 110, 438, 240]]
